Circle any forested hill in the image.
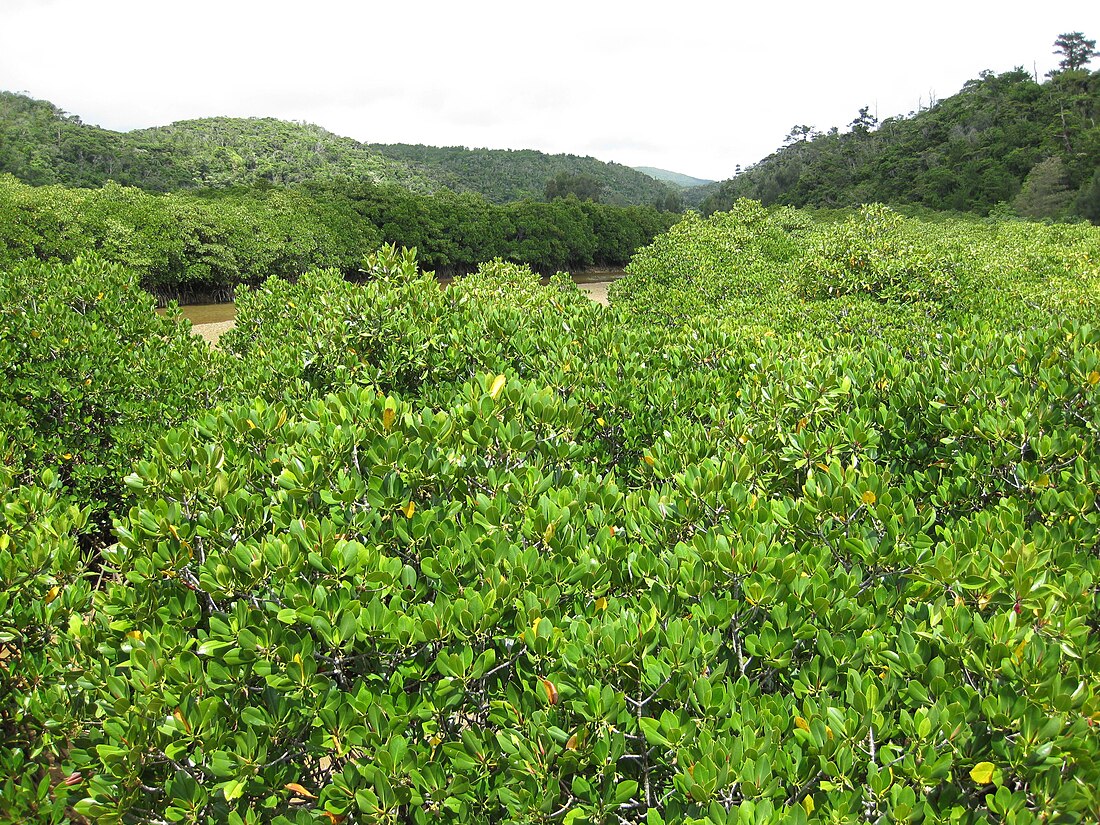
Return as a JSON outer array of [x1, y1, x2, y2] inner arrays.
[[0, 92, 435, 192], [368, 143, 678, 206], [0, 91, 677, 207], [0, 91, 189, 190], [702, 66, 1100, 221], [128, 118, 439, 192]]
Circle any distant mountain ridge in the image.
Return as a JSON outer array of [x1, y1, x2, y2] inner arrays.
[[633, 166, 714, 188], [0, 91, 677, 207]]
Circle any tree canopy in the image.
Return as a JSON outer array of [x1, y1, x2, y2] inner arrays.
[[702, 40, 1100, 222], [0, 92, 681, 209], [1054, 31, 1098, 72]]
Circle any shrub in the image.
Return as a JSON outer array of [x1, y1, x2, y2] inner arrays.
[[0, 457, 91, 822], [796, 204, 962, 305], [612, 201, 1100, 349], [64, 257, 1100, 821], [0, 256, 221, 537], [4, 208, 1100, 822]]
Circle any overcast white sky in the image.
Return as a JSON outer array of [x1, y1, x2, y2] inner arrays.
[[1, 1, 1096, 181]]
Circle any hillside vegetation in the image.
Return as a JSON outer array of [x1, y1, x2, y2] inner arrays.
[[0, 92, 432, 192], [370, 144, 678, 206], [4, 202, 1100, 822], [0, 91, 676, 208], [703, 66, 1100, 221], [129, 118, 439, 192]]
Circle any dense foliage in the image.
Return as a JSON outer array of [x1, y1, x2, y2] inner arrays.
[[0, 175, 381, 297], [0, 94, 431, 193], [0, 460, 91, 823], [0, 257, 220, 535], [368, 144, 678, 208], [613, 200, 1100, 338], [703, 67, 1100, 221], [0, 92, 678, 209], [0, 92, 189, 191], [3, 207, 1100, 823], [0, 175, 674, 294], [337, 184, 675, 274], [129, 119, 439, 193]]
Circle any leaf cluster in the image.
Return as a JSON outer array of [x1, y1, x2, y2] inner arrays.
[[4, 214, 1100, 822]]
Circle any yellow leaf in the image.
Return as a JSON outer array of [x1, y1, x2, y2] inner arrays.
[[543, 522, 555, 543], [173, 708, 191, 734], [382, 407, 396, 432], [1089, 370, 1100, 385], [322, 814, 346, 825], [802, 795, 814, 815], [861, 490, 877, 506], [595, 597, 608, 612], [541, 677, 559, 705], [489, 374, 507, 400], [970, 762, 995, 784], [167, 523, 192, 551], [532, 617, 542, 634], [246, 419, 257, 430], [1013, 638, 1028, 664], [275, 409, 287, 429], [596, 417, 605, 426], [795, 716, 810, 732], [565, 733, 578, 750], [403, 501, 415, 519], [127, 630, 143, 641], [1034, 473, 1050, 489], [44, 586, 60, 604], [642, 455, 655, 466], [284, 782, 316, 799]]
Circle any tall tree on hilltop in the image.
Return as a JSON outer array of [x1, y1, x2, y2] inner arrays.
[[1053, 32, 1097, 72], [849, 107, 878, 135]]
